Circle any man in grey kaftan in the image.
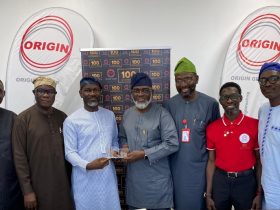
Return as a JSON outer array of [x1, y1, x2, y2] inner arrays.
[[163, 58, 220, 210], [119, 73, 179, 210]]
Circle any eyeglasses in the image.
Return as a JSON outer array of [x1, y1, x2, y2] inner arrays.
[[258, 76, 280, 86], [175, 76, 196, 84], [131, 88, 152, 95], [33, 88, 57, 96], [83, 88, 101, 94], [220, 93, 241, 102]]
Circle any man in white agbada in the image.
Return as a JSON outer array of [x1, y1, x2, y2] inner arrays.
[[258, 62, 280, 210], [63, 77, 121, 210]]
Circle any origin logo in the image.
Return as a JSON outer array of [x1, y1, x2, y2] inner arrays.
[[20, 15, 74, 75], [237, 13, 280, 74]]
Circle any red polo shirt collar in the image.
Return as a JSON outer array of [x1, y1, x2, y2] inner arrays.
[[222, 111, 245, 126]]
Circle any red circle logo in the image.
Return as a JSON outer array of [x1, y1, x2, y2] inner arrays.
[[20, 15, 74, 75], [107, 68, 116, 78], [237, 14, 280, 73]]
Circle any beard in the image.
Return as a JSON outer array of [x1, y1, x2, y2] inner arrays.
[[177, 85, 196, 100], [87, 101, 98, 107], [132, 95, 152, 110]]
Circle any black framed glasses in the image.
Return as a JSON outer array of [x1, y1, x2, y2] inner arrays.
[[83, 88, 101, 94], [258, 75, 280, 86], [131, 88, 152, 95], [220, 93, 241, 102], [33, 88, 57, 96]]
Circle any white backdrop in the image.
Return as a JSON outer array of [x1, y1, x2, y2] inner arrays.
[[0, 0, 279, 115]]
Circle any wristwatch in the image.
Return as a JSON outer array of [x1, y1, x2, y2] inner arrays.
[[203, 192, 212, 198]]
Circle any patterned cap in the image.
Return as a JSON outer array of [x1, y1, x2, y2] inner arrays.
[[33, 77, 56, 89]]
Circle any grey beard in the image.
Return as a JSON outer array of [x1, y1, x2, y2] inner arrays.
[[87, 101, 98, 107], [132, 96, 152, 110]]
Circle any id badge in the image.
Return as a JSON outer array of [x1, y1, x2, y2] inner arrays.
[[181, 128, 190, 143]]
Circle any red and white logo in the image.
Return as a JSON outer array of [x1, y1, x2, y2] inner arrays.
[[20, 15, 74, 75], [222, 7, 280, 118], [237, 13, 280, 73]]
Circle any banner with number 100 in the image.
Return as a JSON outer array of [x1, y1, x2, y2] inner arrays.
[[80, 48, 170, 123]]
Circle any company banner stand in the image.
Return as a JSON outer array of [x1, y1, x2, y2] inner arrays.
[[5, 7, 94, 114], [221, 6, 280, 117]]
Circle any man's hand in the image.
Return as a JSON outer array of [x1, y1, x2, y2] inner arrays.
[[120, 146, 129, 158], [111, 150, 119, 157], [24, 192, 37, 210], [124, 150, 145, 163], [251, 195, 262, 210], [86, 157, 110, 170], [206, 197, 216, 210]]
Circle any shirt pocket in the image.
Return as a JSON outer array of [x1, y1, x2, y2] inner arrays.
[[270, 125, 280, 146], [102, 125, 114, 140], [0, 133, 9, 143], [138, 128, 149, 148], [271, 125, 280, 132], [147, 128, 161, 148], [140, 127, 161, 148], [194, 118, 206, 134], [0, 142, 12, 161]]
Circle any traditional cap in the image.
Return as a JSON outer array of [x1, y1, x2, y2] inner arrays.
[[174, 57, 196, 75], [259, 62, 280, 78], [80, 77, 102, 89], [131, 72, 152, 89], [33, 76, 56, 89]]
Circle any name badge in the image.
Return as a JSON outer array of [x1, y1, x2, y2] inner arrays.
[[181, 128, 190, 143]]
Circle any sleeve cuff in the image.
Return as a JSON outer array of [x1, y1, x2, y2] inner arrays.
[[111, 146, 120, 152], [144, 148, 158, 164], [80, 160, 90, 172], [22, 183, 34, 195]]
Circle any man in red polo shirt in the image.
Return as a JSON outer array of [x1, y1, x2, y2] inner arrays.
[[205, 82, 262, 210]]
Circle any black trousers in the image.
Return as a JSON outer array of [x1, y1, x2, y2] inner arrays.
[[212, 168, 256, 210]]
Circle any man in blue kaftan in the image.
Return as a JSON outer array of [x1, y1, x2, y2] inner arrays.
[[63, 77, 121, 210]]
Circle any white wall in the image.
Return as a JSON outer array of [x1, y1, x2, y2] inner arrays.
[[1, 0, 279, 111]]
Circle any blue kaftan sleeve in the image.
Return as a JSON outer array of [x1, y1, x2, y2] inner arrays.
[[63, 119, 89, 172]]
